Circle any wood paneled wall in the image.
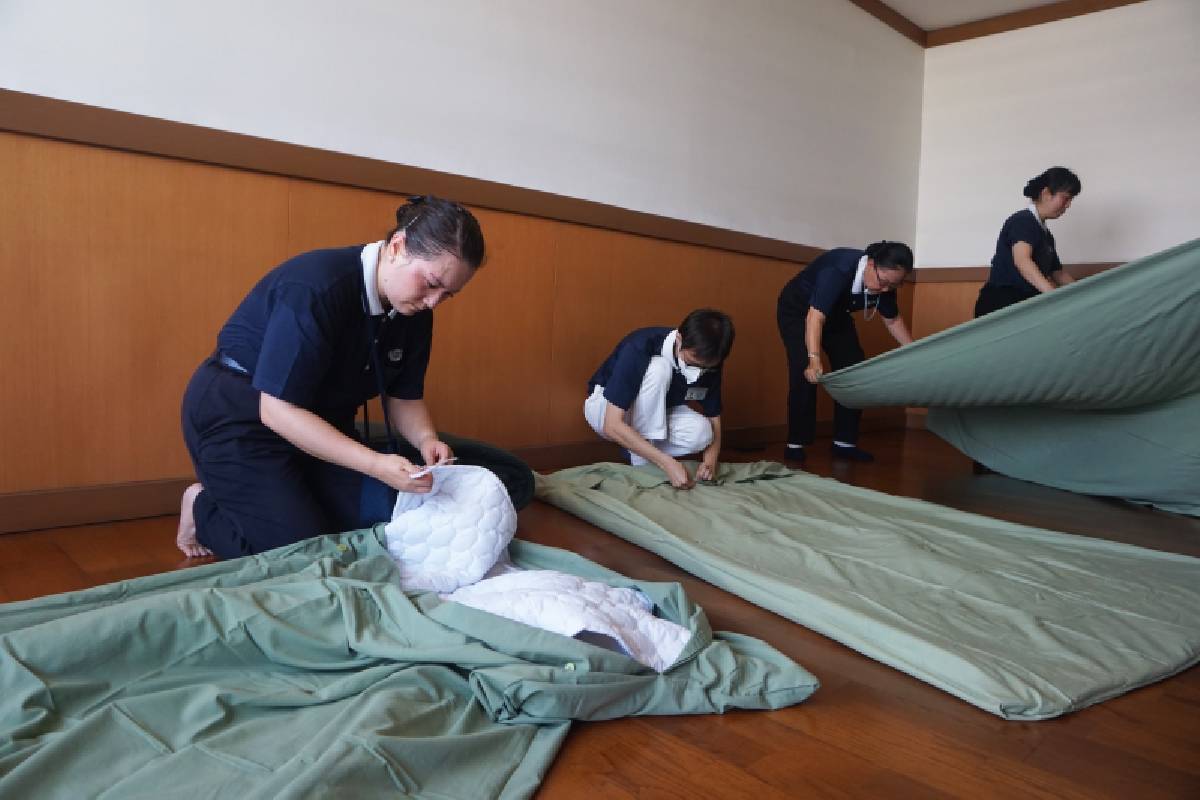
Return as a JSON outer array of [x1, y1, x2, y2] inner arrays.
[[0, 131, 909, 495], [910, 281, 984, 340]]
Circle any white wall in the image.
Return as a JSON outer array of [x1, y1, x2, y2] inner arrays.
[[916, 0, 1200, 266], [0, 0, 925, 250]]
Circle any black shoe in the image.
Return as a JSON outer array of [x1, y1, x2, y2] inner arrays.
[[831, 444, 874, 463], [783, 446, 807, 464]]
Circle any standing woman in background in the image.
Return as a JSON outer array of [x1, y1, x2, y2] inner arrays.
[[975, 166, 1081, 317], [176, 196, 485, 560], [776, 241, 914, 464]]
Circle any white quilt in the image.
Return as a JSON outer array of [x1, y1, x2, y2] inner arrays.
[[383, 464, 689, 672], [446, 570, 690, 672]]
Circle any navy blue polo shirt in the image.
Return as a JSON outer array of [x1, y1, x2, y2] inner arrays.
[[987, 208, 1063, 293], [588, 327, 723, 417], [778, 248, 899, 319], [216, 245, 433, 431]]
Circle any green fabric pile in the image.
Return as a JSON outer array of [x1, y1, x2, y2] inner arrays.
[[0, 529, 815, 798], [822, 238, 1200, 516], [537, 460, 1200, 720]]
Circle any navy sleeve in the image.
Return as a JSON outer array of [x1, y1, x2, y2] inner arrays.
[[809, 267, 848, 315], [386, 312, 433, 400], [699, 370, 723, 417], [602, 344, 653, 411], [1007, 213, 1043, 249], [252, 282, 334, 407], [879, 290, 900, 320]]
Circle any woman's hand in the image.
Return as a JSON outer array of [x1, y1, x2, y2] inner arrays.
[[664, 458, 695, 490], [371, 453, 434, 493], [420, 437, 454, 467], [804, 364, 824, 384], [696, 454, 719, 482]]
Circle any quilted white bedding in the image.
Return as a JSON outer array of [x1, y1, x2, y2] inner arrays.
[[383, 464, 689, 671]]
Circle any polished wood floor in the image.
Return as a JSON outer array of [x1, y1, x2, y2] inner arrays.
[[2, 430, 1198, 798]]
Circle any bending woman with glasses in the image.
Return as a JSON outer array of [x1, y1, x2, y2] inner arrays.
[[176, 196, 485, 559], [776, 241, 914, 464]]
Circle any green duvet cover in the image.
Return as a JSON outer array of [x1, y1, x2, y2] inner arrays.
[[537, 461, 1200, 720], [822, 238, 1200, 516], [0, 529, 816, 799]]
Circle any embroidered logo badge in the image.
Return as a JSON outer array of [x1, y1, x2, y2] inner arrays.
[[387, 348, 404, 362]]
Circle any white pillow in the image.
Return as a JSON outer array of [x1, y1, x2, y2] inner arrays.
[[383, 465, 516, 593]]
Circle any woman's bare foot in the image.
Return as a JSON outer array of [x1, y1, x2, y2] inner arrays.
[[176, 482, 213, 559]]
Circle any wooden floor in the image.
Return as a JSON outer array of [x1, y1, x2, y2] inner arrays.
[[2, 430, 1199, 798]]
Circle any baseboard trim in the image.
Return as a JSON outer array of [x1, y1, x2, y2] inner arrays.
[[0, 418, 911, 535], [0, 478, 194, 535]]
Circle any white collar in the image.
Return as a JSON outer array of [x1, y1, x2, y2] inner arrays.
[[661, 329, 678, 362], [361, 241, 386, 316], [851, 254, 876, 295], [663, 328, 707, 384], [1027, 203, 1047, 230]]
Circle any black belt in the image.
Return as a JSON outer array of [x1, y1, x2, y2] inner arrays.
[[216, 352, 250, 376]]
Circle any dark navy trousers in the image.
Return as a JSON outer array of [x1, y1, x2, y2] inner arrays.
[[974, 284, 1034, 318], [776, 303, 866, 446], [181, 358, 387, 560]]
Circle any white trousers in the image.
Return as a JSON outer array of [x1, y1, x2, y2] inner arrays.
[[584, 356, 713, 465]]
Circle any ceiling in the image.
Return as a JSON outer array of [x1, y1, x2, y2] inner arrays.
[[880, 0, 1064, 31]]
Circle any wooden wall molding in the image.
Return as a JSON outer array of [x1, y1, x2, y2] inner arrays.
[[0, 88, 821, 266], [912, 266, 992, 283], [846, 0, 1148, 49], [925, 0, 1149, 48], [914, 262, 1120, 282], [845, 0, 927, 46]]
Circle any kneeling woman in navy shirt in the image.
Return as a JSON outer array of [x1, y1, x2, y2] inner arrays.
[[776, 241, 914, 464], [177, 196, 485, 559], [975, 166, 1081, 317]]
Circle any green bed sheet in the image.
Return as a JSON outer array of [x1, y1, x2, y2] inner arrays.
[[821, 238, 1200, 516], [536, 460, 1200, 720], [0, 529, 816, 799]]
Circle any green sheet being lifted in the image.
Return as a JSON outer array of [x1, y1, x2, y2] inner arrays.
[[822, 238, 1200, 516], [536, 461, 1200, 720], [0, 529, 816, 799]]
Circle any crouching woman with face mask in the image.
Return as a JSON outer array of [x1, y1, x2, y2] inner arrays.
[[584, 309, 735, 490], [176, 196, 485, 559]]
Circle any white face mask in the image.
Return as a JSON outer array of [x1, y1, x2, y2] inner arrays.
[[676, 360, 706, 385]]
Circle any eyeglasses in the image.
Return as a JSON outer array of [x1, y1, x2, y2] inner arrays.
[[873, 265, 906, 290]]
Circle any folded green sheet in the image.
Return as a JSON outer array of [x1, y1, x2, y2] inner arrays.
[[0, 530, 816, 799], [536, 461, 1200, 720], [821, 238, 1200, 516]]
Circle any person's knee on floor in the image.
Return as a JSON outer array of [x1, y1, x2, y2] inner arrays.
[[178, 196, 485, 559]]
